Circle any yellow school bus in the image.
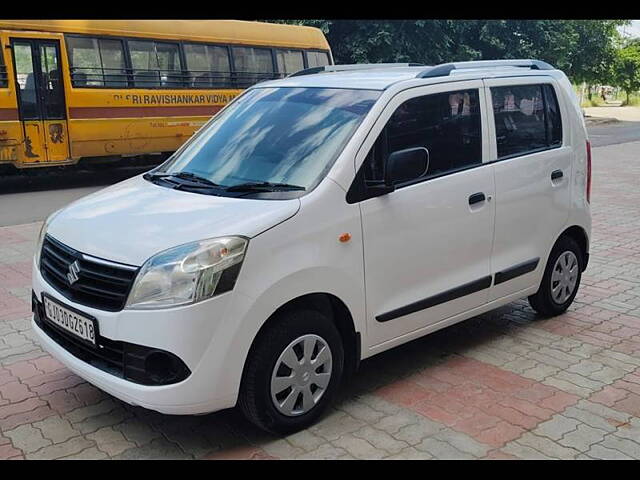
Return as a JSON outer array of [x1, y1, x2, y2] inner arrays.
[[0, 20, 332, 169]]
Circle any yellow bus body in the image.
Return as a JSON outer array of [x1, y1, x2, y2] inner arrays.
[[0, 20, 331, 168]]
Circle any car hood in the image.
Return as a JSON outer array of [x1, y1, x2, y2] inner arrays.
[[47, 174, 301, 266]]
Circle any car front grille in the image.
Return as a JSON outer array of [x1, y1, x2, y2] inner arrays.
[[39, 234, 138, 312]]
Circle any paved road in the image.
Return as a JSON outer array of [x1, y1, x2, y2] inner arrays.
[[588, 121, 640, 148], [0, 140, 639, 459], [0, 120, 638, 227], [0, 163, 156, 227]]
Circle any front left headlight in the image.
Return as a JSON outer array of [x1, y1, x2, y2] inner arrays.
[[125, 236, 248, 310]]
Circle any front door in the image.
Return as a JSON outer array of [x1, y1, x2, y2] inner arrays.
[[355, 81, 496, 348], [10, 37, 69, 164]]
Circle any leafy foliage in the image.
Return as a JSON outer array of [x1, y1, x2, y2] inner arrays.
[[612, 42, 640, 104], [266, 20, 628, 86]]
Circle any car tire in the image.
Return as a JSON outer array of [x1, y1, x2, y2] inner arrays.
[[528, 235, 584, 317], [238, 308, 344, 435]]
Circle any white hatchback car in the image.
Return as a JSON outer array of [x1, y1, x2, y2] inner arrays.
[[32, 60, 592, 434]]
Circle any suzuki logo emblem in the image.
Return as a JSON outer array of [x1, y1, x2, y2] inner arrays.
[[66, 260, 80, 285]]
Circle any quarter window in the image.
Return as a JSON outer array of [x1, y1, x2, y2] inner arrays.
[[491, 84, 562, 159], [67, 36, 127, 87], [363, 89, 482, 183], [184, 44, 231, 88], [128, 40, 183, 88], [544, 85, 562, 147]]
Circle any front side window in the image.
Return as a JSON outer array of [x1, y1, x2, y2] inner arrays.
[[67, 36, 127, 87], [491, 84, 563, 159], [156, 87, 380, 196], [363, 89, 482, 183], [128, 40, 183, 88]]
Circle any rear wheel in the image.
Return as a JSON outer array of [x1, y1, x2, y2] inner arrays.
[[238, 308, 344, 434], [529, 235, 583, 317]]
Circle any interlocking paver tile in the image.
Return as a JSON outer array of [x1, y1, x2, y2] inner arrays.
[[33, 415, 79, 443], [2, 142, 640, 458], [557, 424, 607, 452], [5, 424, 51, 454], [86, 427, 136, 457]]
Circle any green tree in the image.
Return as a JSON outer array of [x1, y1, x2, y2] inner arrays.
[[612, 43, 640, 104], [265, 19, 627, 87]]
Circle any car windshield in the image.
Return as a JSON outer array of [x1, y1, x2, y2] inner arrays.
[[153, 87, 381, 195]]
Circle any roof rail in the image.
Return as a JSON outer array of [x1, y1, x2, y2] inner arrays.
[[416, 59, 554, 79], [288, 63, 425, 78]]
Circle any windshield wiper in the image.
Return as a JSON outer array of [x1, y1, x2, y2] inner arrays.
[[145, 171, 221, 187], [170, 171, 221, 187], [225, 181, 306, 192]]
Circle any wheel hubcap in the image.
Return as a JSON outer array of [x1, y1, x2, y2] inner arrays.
[[270, 334, 332, 417], [550, 251, 579, 305]]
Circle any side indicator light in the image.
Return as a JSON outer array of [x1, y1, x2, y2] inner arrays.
[[339, 233, 352, 243]]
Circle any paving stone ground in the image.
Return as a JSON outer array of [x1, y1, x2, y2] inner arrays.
[[1, 141, 640, 460]]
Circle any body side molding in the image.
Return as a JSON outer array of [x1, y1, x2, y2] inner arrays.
[[494, 258, 540, 286], [376, 275, 492, 323]]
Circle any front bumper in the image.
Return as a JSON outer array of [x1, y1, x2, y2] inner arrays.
[[32, 262, 244, 415]]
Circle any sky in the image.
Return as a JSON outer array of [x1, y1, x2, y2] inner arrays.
[[619, 20, 640, 38]]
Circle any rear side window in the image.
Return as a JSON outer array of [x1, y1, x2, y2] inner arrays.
[[491, 84, 563, 159], [363, 89, 482, 183]]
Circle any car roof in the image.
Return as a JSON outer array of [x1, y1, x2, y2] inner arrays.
[[258, 67, 427, 90], [256, 61, 562, 91]]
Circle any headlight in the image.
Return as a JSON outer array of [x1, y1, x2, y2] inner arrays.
[[125, 236, 248, 310], [34, 210, 61, 268]]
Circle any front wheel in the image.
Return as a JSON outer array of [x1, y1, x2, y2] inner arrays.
[[528, 236, 583, 317], [238, 308, 344, 434]]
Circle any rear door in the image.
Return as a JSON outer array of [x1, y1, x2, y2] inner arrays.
[[9, 35, 70, 164], [484, 77, 571, 302]]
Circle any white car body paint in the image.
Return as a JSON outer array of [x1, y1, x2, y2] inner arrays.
[[32, 62, 591, 416]]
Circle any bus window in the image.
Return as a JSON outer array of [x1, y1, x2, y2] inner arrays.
[[307, 51, 330, 68], [67, 36, 127, 88], [184, 44, 231, 88], [275, 49, 304, 76], [231, 47, 274, 87], [0, 48, 7, 87], [13, 43, 39, 119], [39, 43, 65, 119], [128, 40, 184, 88]]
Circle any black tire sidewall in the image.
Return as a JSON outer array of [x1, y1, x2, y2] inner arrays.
[[536, 236, 583, 316], [241, 309, 344, 434]]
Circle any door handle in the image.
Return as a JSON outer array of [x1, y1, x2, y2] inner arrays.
[[551, 169, 563, 181], [468, 192, 486, 205]]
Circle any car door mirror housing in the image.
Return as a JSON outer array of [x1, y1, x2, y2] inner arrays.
[[385, 147, 429, 186]]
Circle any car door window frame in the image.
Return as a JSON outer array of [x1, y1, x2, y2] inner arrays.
[[483, 76, 568, 163], [347, 80, 491, 204]]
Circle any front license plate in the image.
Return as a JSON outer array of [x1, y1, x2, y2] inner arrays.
[[43, 295, 97, 346]]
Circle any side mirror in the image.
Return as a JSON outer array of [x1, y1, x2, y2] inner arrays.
[[385, 147, 429, 186]]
